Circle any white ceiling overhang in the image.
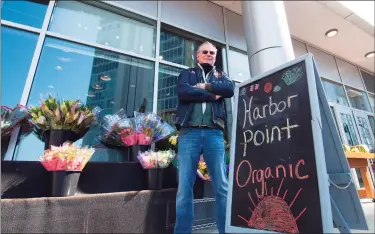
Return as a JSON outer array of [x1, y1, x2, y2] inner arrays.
[[211, 1, 375, 73]]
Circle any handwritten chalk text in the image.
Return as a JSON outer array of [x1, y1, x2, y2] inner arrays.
[[242, 94, 298, 128], [236, 159, 309, 198]]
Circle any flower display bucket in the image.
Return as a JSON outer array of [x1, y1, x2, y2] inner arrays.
[[44, 130, 80, 150], [1, 135, 11, 160], [147, 168, 164, 190], [51, 171, 80, 197]]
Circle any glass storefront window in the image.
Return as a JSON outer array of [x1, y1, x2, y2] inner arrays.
[[48, 1, 156, 57], [157, 65, 182, 126], [1, 27, 38, 107], [160, 29, 200, 67], [228, 50, 250, 82], [1, 0, 49, 28], [336, 58, 364, 90], [14, 37, 154, 161], [339, 112, 360, 146], [368, 115, 375, 136], [345, 86, 371, 112], [368, 94, 375, 113], [307, 45, 341, 83], [330, 106, 342, 142], [159, 29, 224, 70], [322, 79, 349, 106], [355, 115, 374, 152], [360, 70, 375, 93]]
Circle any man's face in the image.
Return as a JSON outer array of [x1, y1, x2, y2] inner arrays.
[[197, 44, 217, 66]]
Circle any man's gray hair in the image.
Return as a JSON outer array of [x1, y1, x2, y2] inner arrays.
[[197, 41, 217, 52]]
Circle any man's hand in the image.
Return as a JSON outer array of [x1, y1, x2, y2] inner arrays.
[[215, 95, 221, 100], [194, 83, 205, 90]]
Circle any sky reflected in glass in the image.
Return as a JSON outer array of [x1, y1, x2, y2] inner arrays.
[[1, 0, 49, 28], [1, 26, 38, 107]]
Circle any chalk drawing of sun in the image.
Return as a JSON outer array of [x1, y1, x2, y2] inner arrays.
[[237, 178, 306, 234]]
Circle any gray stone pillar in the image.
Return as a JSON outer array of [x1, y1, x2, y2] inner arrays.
[[242, 1, 295, 77]]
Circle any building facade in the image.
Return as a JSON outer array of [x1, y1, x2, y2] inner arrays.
[[1, 1, 374, 186]]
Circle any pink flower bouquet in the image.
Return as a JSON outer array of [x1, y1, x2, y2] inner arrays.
[[39, 142, 95, 171], [137, 126, 153, 145]]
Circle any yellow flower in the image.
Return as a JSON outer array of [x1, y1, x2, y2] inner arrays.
[[169, 135, 178, 146]]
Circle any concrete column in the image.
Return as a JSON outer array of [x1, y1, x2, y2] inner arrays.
[[242, 1, 295, 77]]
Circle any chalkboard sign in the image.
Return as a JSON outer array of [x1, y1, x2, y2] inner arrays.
[[226, 55, 333, 233]]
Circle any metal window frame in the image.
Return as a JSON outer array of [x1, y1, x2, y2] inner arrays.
[[45, 31, 157, 62], [152, 1, 162, 114], [344, 85, 374, 115], [358, 69, 375, 95], [4, 0, 56, 161], [1, 20, 42, 34], [222, 8, 230, 75]]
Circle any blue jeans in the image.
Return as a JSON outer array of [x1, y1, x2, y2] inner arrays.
[[174, 128, 228, 234]]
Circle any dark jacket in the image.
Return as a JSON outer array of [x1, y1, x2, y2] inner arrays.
[[175, 65, 235, 130]]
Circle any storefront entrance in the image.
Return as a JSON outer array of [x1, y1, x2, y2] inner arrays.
[[333, 105, 375, 189]]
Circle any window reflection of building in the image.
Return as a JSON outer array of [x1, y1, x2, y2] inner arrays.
[[157, 65, 182, 125], [160, 30, 199, 67], [82, 49, 155, 151], [86, 50, 119, 114]]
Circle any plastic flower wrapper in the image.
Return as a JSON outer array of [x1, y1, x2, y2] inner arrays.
[[29, 95, 96, 141], [97, 108, 137, 147], [153, 120, 175, 142], [39, 142, 95, 171], [134, 113, 154, 145], [137, 150, 157, 169], [157, 149, 176, 168], [1, 105, 33, 139], [137, 149, 176, 169], [134, 111, 175, 145]]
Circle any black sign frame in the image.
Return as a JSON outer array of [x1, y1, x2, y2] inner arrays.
[[225, 54, 334, 234]]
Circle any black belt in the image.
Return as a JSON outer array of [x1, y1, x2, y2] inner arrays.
[[189, 125, 216, 129]]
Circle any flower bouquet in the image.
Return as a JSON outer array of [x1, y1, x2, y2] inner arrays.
[[197, 153, 231, 181], [197, 156, 211, 181], [39, 142, 95, 171], [169, 134, 178, 148], [137, 149, 176, 169], [1, 105, 32, 139], [29, 95, 97, 148], [134, 112, 175, 145], [1, 105, 33, 158], [97, 108, 137, 147]]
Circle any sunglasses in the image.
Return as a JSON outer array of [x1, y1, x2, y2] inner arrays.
[[200, 50, 216, 55]]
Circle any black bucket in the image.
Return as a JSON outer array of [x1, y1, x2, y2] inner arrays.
[[51, 171, 81, 197], [44, 130, 80, 150], [147, 168, 164, 190]]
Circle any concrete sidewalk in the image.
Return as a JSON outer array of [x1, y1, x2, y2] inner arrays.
[[193, 199, 375, 233]]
